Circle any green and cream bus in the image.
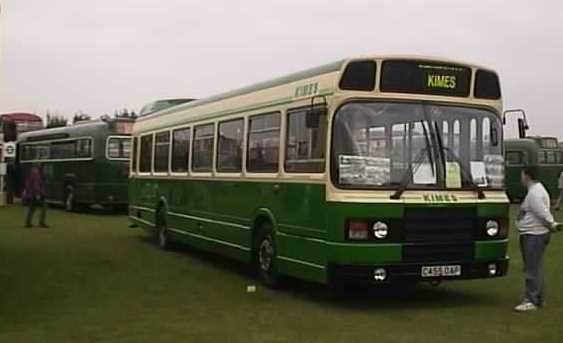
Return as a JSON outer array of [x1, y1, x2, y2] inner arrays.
[[129, 56, 508, 287], [17, 117, 133, 211]]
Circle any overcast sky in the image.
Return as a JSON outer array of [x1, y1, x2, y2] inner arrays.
[[1, 0, 562, 137]]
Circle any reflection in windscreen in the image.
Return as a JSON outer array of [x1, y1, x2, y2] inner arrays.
[[332, 102, 504, 189]]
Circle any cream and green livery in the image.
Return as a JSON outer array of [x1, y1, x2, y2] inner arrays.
[[129, 55, 508, 287]]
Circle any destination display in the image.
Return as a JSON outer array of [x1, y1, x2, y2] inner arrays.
[[380, 60, 471, 97]]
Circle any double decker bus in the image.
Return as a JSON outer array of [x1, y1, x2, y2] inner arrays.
[[0, 112, 43, 136], [129, 55, 508, 287], [17, 117, 133, 211], [505, 136, 563, 202]]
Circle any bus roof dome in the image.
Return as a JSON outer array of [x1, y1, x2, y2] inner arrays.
[[139, 98, 196, 117]]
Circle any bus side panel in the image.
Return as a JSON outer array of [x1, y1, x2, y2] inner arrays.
[[274, 182, 328, 283], [128, 177, 158, 229], [506, 165, 563, 202], [157, 178, 252, 263], [538, 165, 563, 200], [129, 177, 331, 283]]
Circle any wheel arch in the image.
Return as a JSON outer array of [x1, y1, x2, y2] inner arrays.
[[251, 208, 279, 254]]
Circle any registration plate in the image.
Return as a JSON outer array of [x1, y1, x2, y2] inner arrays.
[[421, 265, 461, 278]]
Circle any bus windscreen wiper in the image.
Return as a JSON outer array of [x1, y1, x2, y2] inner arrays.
[[433, 122, 485, 199], [390, 121, 436, 200], [390, 147, 432, 200]]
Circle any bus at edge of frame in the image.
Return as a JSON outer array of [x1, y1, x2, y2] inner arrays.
[[505, 136, 563, 202], [16, 117, 133, 211]]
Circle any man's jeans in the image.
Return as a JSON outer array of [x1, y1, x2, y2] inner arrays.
[[520, 233, 551, 306]]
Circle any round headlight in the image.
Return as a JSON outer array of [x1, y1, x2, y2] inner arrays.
[[373, 221, 389, 239], [486, 220, 499, 237], [373, 268, 387, 281]]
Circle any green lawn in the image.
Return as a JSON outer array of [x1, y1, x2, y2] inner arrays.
[[1, 204, 563, 343]]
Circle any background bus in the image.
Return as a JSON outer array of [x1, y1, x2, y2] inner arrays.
[[129, 56, 508, 287], [0, 112, 44, 137], [505, 136, 563, 202], [17, 117, 133, 211]]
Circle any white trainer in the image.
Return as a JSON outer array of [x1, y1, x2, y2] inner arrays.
[[514, 301, 538, 312]]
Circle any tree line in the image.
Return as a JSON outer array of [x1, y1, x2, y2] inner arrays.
[[44, 109, 137, 128]]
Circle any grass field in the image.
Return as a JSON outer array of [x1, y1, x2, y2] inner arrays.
[[1, 204, 563, 342]]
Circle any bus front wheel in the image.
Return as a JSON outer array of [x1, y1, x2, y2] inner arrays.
[[254, 223, 280, 288]]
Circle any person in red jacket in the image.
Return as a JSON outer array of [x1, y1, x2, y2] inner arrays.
[[24, 164, 48, 228]]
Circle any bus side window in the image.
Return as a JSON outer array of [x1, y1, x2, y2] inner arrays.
[[51, 140, 77, 160], [217, 119, 244, 172], [139, 134, 153, 173], [77, 139, 92, 158], [171, 128, 190, 173], [545, 151, 557, 164], [247, 112, 280, 173], [132, 137, 138, 172], [285, 107, 327, 173], [154, 131, 171, 173], [192, 123, 215, 172], [506, 151, 524, 165], [107, 138, 120, 159]]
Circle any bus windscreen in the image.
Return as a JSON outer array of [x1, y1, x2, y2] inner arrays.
[[380, 60, 471, 97]]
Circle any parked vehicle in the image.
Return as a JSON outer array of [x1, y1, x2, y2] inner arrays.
[[505, 136, 563, 202], [17, 117, 133, 211], [129, 55, 509, 287]]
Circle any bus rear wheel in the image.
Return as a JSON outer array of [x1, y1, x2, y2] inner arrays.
[[156, 208, 170, 250], [254, 223, 280, 288], [64, 187, 76, 212]]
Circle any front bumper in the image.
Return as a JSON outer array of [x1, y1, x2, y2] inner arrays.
[[329, 258, 509, 284]]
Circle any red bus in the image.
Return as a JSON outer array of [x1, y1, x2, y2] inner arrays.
[[0, 113, 44, 140]]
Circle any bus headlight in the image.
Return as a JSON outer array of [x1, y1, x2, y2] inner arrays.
[[486, 220, 499, 237], [373, 221, 389, 239], [373, 268, 387, 281]]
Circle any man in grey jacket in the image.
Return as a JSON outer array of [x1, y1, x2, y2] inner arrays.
[[515, 166, 561, 312]]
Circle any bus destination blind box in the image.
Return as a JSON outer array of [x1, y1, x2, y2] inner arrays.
[[380, 60, 471, 97]]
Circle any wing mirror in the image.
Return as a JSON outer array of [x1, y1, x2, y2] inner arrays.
[[503, 109, 529, 139], [518, 118, 529, 139]]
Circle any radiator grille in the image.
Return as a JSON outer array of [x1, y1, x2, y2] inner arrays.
[[402, 207, 476, 262], [404, 207, 476, 243]]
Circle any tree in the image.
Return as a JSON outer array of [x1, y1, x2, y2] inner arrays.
[[72, 112, 91, 124], [46, 114, 68, 128], [113, 108, 136, 119]]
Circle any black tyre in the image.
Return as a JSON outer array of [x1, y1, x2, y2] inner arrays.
[[254, 223, 280, 288], [64, 186, 75, 212], [156, 208, 170, 250]]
